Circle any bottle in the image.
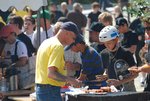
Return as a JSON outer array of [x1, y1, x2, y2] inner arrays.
[[9, 75, 18, 91], [1, 77, 8, 92]]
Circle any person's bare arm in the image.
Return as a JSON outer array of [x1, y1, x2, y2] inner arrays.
[[108, 66, 139, 87], [77, 73, 87, 81], [138, 64, 150, 73], [48, 66, 82, 86], [15, 57, 28, 67], [87, 18, 91, 29]]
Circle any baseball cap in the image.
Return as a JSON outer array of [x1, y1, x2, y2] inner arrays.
[[116, 18, 128, 28], [61, 21, 86, 51], [88, 22, 105, 32], [57, 17, 69, 23], [0, 24, 15, 38], [60, 21, 80, 36], [32, 10, 51, 20]]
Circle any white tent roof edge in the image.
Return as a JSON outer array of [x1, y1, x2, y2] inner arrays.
[[0, 0, 48, 11]]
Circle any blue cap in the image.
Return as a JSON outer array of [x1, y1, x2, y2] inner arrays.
[[60, 21, 80, 36]]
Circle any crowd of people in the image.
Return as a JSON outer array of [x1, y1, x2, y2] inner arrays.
[[0, 1, 150, 101]]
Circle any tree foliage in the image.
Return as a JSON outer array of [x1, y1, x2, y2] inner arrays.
[[128, 0, 150, 18]]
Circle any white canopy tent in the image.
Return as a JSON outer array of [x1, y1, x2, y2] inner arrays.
[[0, 0, 48, 11]]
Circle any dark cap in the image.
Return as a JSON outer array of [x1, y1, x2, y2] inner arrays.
[[57, 17, 69, 23], [32, 10, 51, 20], [88, 22, 105, 32], [65, 34, 84, 51], [116, 18, 128, 28], [60, 21, 80, 36]]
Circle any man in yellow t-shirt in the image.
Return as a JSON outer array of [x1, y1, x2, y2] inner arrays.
[[35, 22, 83, 101]]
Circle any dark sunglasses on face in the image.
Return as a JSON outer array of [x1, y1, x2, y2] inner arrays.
[[145, 27, 150, 31]]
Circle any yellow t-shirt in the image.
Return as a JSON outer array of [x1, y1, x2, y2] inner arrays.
[[35, 37, 66, 86]]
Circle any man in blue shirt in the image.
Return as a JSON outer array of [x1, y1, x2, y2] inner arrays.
[[65, 35, 104, 88]]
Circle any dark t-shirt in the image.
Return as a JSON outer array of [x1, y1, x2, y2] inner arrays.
[[67, 11, 87, 34], [17, 32, 36, 57], [121, 30, 138, 48], [100, 47, 136, 79], [90, 42, 106, 53], [51, 10, 64, 24], [81, 46, 104, 80], [129, 18, 145, 50], [88, 11, 101, 25]]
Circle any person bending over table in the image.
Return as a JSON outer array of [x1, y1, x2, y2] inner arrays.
[[65, 34, 104, 89], [35, 22, 83, 101], [99, 26, 138, 91]]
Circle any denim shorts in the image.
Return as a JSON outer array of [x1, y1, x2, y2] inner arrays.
[[36, 84, 62, 101]]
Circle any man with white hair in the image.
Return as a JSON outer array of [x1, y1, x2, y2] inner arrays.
[[61, 2, 69, 16]]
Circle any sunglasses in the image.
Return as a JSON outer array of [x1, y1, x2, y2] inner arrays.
[[1, 32, 14, 39], [144, 27, 150, 31]]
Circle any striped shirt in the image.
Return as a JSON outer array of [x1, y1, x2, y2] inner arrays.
[[81, 46, 104, 80]]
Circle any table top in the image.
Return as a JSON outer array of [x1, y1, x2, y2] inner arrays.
[[67, 91, 150, 101], [77, 91, 147, 97]]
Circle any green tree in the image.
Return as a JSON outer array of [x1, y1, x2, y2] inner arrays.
[[128, 0, 150, 18]]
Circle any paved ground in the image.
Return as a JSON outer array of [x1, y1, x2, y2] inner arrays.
[[135, 73, 145, 92]]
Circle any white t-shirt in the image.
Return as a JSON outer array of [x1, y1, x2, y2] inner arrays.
[[32, 26, 54, 49], [4, 39, 28, 64], [64, 50, 82, 77], [24, 31, 35, 45]]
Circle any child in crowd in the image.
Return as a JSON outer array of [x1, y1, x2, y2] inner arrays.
[[98, 12, 113, 26], [23, 15, 36, 42], [99, 25, 138, 91]]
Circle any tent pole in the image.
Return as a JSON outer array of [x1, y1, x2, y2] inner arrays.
[[42, 6, 48, 39]]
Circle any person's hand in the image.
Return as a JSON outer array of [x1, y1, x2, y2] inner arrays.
[[128, 67, 140, 74], [96, 75, 108, 81], [67, 77, 83, 87], [107, 79, 120, 86], [138, 35, 142, 41], [65, 61, 75, 70], [138, 64, 150, 73]]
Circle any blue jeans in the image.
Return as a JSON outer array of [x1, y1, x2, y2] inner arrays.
[[36, 84, 62, 101]]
